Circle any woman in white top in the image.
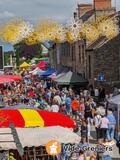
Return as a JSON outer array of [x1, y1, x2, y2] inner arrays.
[[100, 114, 109, 142]]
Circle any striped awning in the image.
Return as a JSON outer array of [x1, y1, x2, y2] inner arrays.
[[0, 110, 76, 128]]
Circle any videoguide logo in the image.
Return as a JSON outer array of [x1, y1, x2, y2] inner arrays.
[[45, 140, 113, 156], [62, 144, 112, 156]]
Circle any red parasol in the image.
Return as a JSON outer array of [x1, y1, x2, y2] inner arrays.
[[0, 109, 76, 128], [0, 75, 22, 81]]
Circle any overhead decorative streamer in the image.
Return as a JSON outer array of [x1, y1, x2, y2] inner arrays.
[[24, 31, 40, 45], [80, 23, 100, 42], [97, 16, 119, 40], [0, 16, 119, 44], [0, 19, 34, 44], [66, 18, 82, 42]]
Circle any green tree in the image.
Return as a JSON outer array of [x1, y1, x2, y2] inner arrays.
[[14, 42, 42, 66]]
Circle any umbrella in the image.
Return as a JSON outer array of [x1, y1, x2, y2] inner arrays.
[[0, 109, 76, 128], [0, 126, 80, 150], [0, 78, 14, 84], [55, 71, 88, 85], [29, 68, 45, 75], [39, 57, 48, 61], [40, 68, 56, 77], [20, 62, 30, 68], [48, 73, 56, 80], [35, 61, 47, 69], [0, 75, 22, 81]]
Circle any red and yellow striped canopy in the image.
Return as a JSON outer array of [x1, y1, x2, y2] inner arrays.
[[0, 109, 76, 128]]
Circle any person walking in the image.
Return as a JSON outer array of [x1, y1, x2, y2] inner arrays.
[[100, 114, 109, 143], [94, 112, 102, 141], [107, 109, 116, 143], [65, 94, 72, 115], [71, 97, 79, 120]]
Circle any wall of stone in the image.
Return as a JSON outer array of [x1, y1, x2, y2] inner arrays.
[[94, 36, 120, 82]]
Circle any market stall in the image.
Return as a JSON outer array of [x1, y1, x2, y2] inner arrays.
[[0, 126, 80, 159], [20, 62, 30, 69], [0, 75, 22, 81], [55, 71, 88, 85], [0, 109, 76, 128], [35, 61, 47, 69], [108, 95, 120, 131], [40, 68, 56, 77], [29, 67, 45, 75]]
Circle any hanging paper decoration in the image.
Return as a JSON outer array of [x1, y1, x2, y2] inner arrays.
[[0, 19, 34, 44], [53, 25, 66, 43], [24, 31, 40, 45], [0, 16, 119, 44], [81, 23, 100, 42], [35, 19, 59, 41], [66, 18, 82, 42], [98, 17, 119, 40]]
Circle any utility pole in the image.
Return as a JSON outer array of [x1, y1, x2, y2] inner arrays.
[[93, 0, 97, 21]]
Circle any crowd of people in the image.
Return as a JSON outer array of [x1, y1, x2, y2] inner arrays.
[[0, 69, 119, 159]]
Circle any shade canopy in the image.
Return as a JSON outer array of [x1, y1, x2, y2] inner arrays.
[[0, 78, 14, 84], [0, 126, 80, 150], [39, 57, 48, 61], [48, 73, 56, 80], [108, 94, 120, 107], [55, 71, 88, 85], [35, 61, 47, 69], [20, 62, 30, 68], [40, 68, 56, 77], [0, 109, 76, 128], [29, 67, 45, 75], [0, 75, 22, 81]]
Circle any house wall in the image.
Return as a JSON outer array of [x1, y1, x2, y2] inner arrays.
[[94, 0, 111, 10], [86, 35, 120, 87], [59, 40, 86, 77], [77, 4, 93, 17]]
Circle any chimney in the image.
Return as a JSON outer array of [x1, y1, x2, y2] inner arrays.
[[73, 12, 77, 20], [78, 4, 93, 17], [94, 0, 112, 10]]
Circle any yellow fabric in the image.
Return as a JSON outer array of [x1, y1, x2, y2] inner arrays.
[[20, 62, 30, 68], [19, 109, 44, 127]]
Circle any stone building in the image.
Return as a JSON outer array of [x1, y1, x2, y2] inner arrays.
[[49, 0, 120, 89], [86, 29, 120, 88]]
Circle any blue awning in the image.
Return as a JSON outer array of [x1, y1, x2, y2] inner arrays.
[[40, 68, 56, 77]]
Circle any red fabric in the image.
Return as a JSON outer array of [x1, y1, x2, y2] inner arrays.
[[0, 75, 22, 81], [37, 110, 76, 128], [35, 62, 46, 69], [0, 110, 76, 128], [28, 91, 35, 97], [0, 110, 25, 127], [0, 78, 14, 84], [71, 100, 79, 111]]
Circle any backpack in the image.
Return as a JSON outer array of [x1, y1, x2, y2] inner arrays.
[[102, 155, 112, 160]]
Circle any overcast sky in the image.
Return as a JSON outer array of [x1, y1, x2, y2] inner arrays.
[[0, 0, 119, 24]]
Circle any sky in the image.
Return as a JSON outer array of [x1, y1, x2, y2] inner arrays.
[[0, 0, 119, 24], [0, 0, 120, 51]]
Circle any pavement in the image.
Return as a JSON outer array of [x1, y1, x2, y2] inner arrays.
[[76, 123, 120, 160]]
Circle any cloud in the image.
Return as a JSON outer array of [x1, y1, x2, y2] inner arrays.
[[0, 11, 15, 18], [0, 0, 119, 23]]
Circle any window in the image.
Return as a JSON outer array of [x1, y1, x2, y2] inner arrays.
[[79, 46, 81, 62], [72, 45, 75, 60], [72, 46, 73, 60], [119, 67, 120, 80], [82, 44, 85, 63], [89, 55, 91, 78]]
